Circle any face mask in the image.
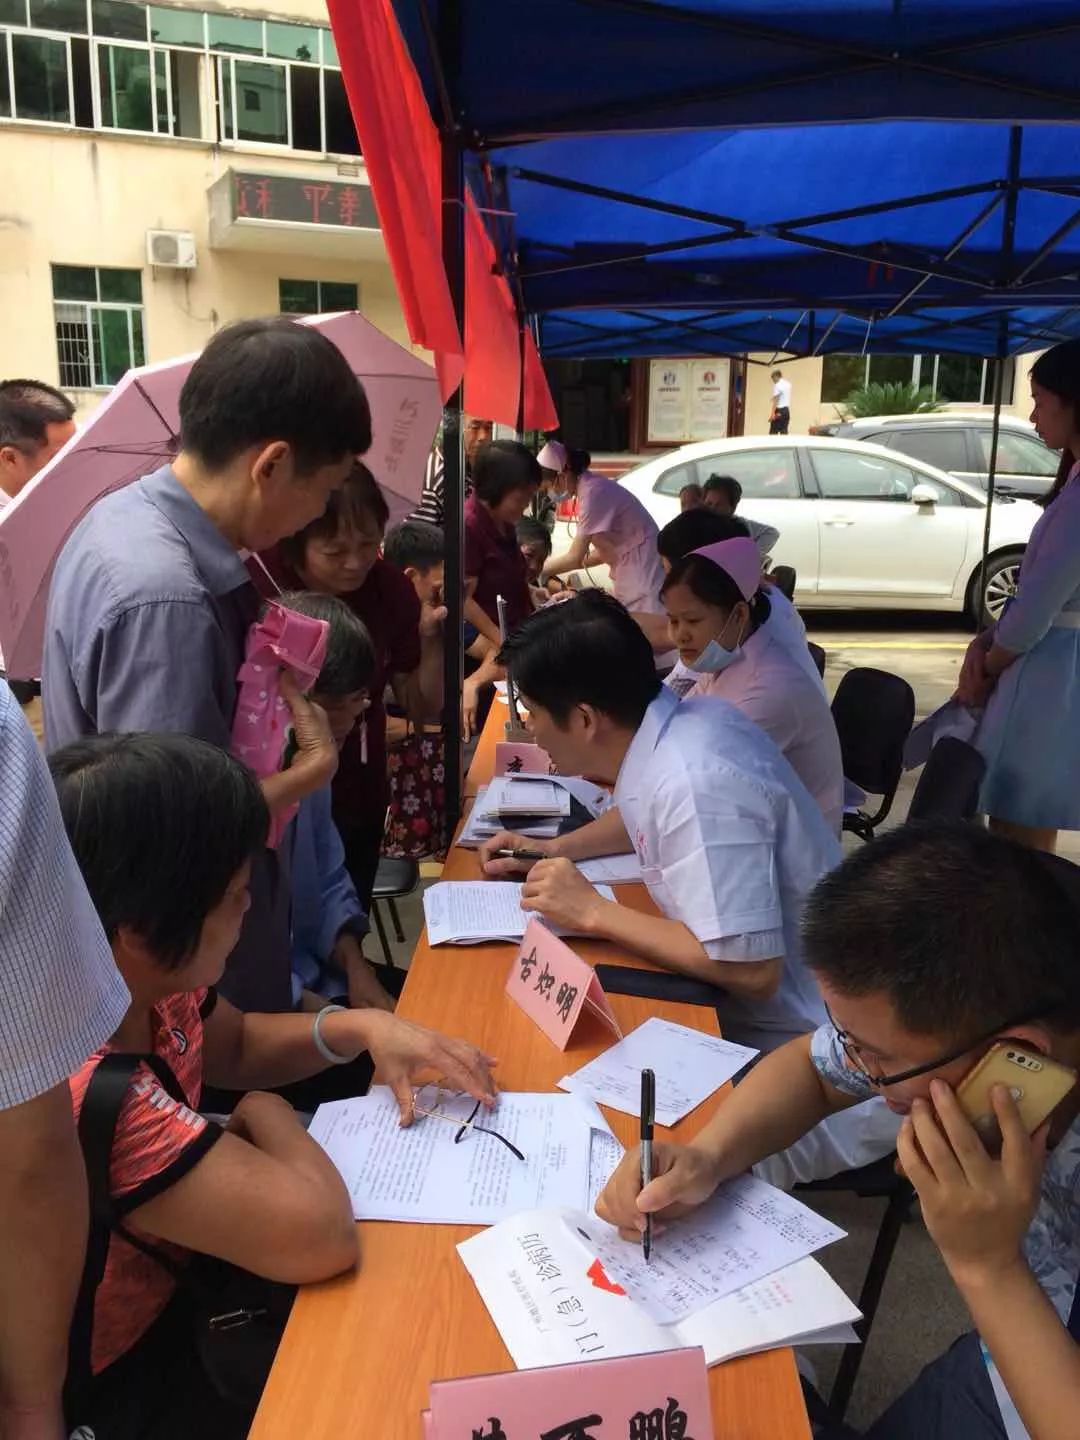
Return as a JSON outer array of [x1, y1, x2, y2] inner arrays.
[[687, 610, 747, 674], [690, 636, 742, 674]]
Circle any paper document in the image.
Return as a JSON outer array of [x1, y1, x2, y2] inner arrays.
[[309, 1088, 618, 1225], [571, 1174, 845, 1323], [559, 1016, 757, 1126], [458, 1204, 858, 1371], [576, 853, 642, 885], [424, 880, 615, 945], [484, 778, 569, 818]]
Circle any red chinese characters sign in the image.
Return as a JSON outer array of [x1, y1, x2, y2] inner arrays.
[[232, 172, 379, 230]]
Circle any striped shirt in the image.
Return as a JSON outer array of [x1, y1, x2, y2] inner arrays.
[[0, 679, 128, 1108], [409, 447, 472, 528]]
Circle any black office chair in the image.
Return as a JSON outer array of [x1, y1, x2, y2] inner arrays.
[[907, 736, 986, 823], [369, 856, 419, 968], [807, 641, 827, 678], [771, 564, 797, 600], [832, 668, 916, 842], [796, 1156, 915, 1423]]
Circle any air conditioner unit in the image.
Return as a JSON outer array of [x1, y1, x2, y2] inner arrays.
[[146, 229, 197, 269]]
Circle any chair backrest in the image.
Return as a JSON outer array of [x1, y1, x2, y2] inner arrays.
[[907, 736, 986, 822], [807, 641, 826, 677], [831, 667, 916, 796], [771, 564, 797, 600]]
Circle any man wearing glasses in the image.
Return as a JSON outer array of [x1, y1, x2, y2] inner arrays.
[[599, 822, 1080, 1440]]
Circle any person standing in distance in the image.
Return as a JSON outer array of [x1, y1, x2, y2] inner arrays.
[[769, 369, 792, 434], [0, 379, 76, 506]]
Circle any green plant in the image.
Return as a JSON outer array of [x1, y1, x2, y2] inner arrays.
[[838, 380, 946, 419]]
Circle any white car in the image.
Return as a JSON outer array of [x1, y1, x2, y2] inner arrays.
[[559, 435, 1040, 624]]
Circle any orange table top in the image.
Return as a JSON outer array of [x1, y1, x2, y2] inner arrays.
[[250, 701, 811, 1440]]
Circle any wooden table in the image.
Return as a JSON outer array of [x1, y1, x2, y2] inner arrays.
[[251, 702, 812, 1440]]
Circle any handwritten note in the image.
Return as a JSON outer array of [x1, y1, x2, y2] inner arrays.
[[573, 1174, 845, 1323], [459, 1209, 860, 1373], [508, 919, 621, 1049], [426, 1346, 712, 1440], [495, 741, 554, 776], [560, 1016, 758, 1125]]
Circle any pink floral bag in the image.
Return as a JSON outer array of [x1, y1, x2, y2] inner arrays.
[[231, 601, 328, 848], [384, 726, 448, 861]]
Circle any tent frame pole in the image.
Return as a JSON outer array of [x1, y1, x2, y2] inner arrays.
[[425, 0, 467, 834], [979, 128, 1023, 614]]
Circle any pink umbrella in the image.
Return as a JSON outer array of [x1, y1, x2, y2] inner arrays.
[[0, 312, 439, 679]]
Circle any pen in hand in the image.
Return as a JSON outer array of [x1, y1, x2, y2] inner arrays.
[[640, 1068, 655, 1264], [491, 847, 549, 862]]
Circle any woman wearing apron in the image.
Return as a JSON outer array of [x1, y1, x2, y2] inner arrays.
[[959, 341, 1080, 852]]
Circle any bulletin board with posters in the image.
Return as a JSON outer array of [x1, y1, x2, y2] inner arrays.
[[646, 358, 731, 444]]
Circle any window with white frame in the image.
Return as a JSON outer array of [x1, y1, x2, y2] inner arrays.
[[821, 353, 1016, 407], [52, 263, 144, 389], [0, 0, 361, 154]]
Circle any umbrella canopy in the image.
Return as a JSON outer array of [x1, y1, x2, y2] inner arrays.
[[0, 312, 439, 679]]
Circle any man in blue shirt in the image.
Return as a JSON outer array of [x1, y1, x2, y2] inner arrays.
[[44, 317, 372, 1012], [598, 823, 1080, 1440]]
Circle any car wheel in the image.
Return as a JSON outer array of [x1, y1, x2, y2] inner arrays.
[[971, 549, 1024, 627]]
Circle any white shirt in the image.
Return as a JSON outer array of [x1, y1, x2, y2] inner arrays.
[[671, 628, 845, 835], [772, 377, 792, 409], [613, 687, 840, 1043], [577, 472, 666, 613]]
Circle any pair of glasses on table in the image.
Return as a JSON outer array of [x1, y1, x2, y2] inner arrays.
[[410, 1083, 526, 1161]]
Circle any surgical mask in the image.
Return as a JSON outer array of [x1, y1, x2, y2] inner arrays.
[[687, 611, 747, 674], [691, 637, 742, 674]]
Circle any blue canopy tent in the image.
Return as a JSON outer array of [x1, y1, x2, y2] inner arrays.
[[363, 0, 1080, 823]]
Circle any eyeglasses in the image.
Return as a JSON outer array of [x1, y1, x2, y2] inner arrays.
[[826, 1005, 1046, 1090], [410, 1083, 526, 1161]]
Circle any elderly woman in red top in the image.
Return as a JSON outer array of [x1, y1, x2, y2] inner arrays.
[[260, 464, 444, 921]]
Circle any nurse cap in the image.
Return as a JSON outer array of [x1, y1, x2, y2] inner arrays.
[[537, 439, 568, 471], [690, 538, 762, 602]]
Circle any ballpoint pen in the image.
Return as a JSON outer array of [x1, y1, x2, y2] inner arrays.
[[640, 1068, 655, 1264], [491, 847, 549, 862]]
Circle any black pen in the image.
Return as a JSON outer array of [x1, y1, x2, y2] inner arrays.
[[491, 847, 549, 862], [640, 1068, 655, 1264]]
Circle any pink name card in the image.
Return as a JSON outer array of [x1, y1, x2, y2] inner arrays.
[[426, 1346, 712, 1439], [495, 741, 555, 776], [506, 919, 621, 1050]]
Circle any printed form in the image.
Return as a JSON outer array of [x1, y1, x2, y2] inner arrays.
[[560, 1016, 758, 1126], [309, 1087, 621, 1226]]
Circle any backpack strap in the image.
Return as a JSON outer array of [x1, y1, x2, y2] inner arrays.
[[65, 1052, 192, 1413], [66, 1053, 145, 1414]]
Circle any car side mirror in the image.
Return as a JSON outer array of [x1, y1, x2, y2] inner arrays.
[[911, 483, 940, 508]]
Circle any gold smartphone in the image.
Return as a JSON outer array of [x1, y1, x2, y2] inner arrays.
[[956, 1042, 1077, 1150]]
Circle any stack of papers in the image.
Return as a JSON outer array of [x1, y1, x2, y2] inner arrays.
[[423, 880, 616, 945], [457, 775, 610, 850], [309, 1087, 623, 1225], [484, 777, 570, 818], [458, 1180, 859, 1369], [559, 1017, 758, 1125]]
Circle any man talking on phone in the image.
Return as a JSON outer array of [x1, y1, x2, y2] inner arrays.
[[598, 823, 1080, 1440]]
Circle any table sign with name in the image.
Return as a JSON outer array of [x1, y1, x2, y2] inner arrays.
[[507, 919, 621, 1050]]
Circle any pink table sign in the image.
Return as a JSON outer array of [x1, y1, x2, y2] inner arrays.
[[494, 741, 555, 776], [426, 1346, 712, 1439], [506, 919, 621, 1050]]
